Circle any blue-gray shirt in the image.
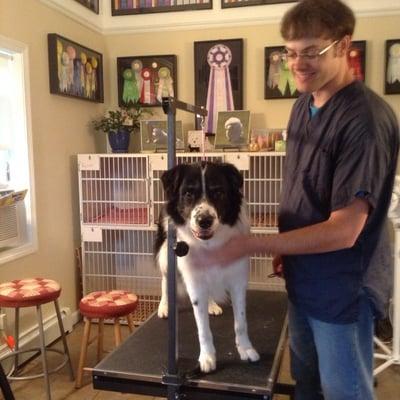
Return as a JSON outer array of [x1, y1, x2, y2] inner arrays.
[[279, 81, 399, 323]]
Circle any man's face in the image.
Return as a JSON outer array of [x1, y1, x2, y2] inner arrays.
[[284, 38, 341, 94]]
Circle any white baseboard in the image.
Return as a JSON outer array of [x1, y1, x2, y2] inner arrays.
[[0, 307, 75, 371]]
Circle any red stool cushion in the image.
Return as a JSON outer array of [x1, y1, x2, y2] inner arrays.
[[0, 278, 61, 307], [79, 290, 138, 319]]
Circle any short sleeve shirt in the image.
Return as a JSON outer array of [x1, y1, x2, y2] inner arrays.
[[279, 81, 399, 323]]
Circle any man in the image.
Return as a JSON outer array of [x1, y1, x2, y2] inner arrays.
[[200, 1, 399, 399]]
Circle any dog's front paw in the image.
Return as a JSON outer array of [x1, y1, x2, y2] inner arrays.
[[237, 346, 260, 363], [198, 351, 216, 373], [208, 301, 223, 316], [157, 301, 168, 318]]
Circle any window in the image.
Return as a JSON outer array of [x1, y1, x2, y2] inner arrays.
[[0, 35, 37, 264]]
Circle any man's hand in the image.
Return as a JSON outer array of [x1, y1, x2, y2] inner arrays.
[[272, 254, 284, 278], [189, 234, 256, 268]]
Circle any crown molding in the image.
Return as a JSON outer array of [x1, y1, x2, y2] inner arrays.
[[40, 0, 400, 36]]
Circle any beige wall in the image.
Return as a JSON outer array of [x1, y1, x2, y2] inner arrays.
[[0, 0, 105, 328], [0, 0, 399, 333], [105, 15, 400, 142]]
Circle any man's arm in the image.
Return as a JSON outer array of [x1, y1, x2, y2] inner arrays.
[[203, 198, 370, 266]]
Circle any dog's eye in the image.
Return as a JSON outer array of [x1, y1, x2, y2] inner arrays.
[[184, 190, 194, 200], [213, 189, 225, 199]]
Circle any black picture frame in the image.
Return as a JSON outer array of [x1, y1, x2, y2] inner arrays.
[[221, 0, 296, 9], [117, 55, 177, 108], [348, 40, 366, 82], [264, 45, 299, 100], [194, 38, 243, 134], [74, 0, 99, 14], [47, 33, 104, 103], [385, 39, 400, 95], [111, 0, 212, 15]]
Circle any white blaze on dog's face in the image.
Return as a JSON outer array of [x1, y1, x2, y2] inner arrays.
[[189, 167, 219, 240], [161, 162, 244, 242]]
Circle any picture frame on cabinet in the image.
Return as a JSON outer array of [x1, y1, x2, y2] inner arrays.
[[214, 110, 250, 150], [73, 0, 99, 13], [264, 45, 299, 99], [348, 40, 366, 82], [221, 0, 296, 9], [47, 33, 104, 103], [385, 39, 400, 95], [117, 55, 177, 108], [111, 0, 212, 15], [194, 38, 243, 134], [140, 120, 184, 152]]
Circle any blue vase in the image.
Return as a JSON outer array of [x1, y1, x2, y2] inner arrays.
[[108, 127, 130, 153]]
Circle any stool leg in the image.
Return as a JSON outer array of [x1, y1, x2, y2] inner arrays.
[[37, 305, 51, 400], [54, 300, 74, 380], [97, 319, 104, 362], [75, 318, 91, 389], [13, 308, 20, 375], [127, 314, 134, 333], [114, 318, 122, 347]]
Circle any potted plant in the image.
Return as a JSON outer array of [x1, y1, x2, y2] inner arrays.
[[92, 103, 147, 153]]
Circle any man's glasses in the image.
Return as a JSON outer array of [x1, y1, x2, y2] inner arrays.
[[281, 40, 339, 62]]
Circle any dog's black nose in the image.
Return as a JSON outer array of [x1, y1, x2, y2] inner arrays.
[[196, 215, 213, 229]]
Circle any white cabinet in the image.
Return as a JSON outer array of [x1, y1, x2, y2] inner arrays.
[[78, 152, 285, 323]]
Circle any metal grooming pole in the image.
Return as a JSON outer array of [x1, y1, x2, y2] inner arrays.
[[161, 97, 207, 400], [374, 176, 400, 375]]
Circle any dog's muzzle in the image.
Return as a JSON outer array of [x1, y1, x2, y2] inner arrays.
[[192, 214, 214, 240]]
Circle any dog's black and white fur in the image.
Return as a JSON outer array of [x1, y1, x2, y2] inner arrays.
[[155, 161, 259, 373]]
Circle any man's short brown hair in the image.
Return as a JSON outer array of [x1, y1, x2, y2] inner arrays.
[[280, 0, 355, 41]]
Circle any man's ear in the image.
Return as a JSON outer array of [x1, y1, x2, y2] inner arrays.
[[337, 35, 352, 57], [161, 164, 189, 200]]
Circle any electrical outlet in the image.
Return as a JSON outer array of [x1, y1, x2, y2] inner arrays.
[[0, 313, 6, 330]]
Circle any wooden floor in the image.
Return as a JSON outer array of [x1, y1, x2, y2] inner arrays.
[[2, 321, 400, 400]]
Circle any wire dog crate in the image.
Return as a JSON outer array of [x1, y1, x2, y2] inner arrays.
[[78, 152, 285, 324]]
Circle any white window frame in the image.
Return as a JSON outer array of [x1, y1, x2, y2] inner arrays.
[[0, 35, 38, 265]]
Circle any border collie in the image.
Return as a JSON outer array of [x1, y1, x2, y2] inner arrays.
[[155, 161, 259, 373]]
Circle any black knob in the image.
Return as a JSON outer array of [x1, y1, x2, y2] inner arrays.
[[174, 241, 189, 257]]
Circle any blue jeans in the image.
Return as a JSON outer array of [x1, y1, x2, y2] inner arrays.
[[288, 294, 375, 400]]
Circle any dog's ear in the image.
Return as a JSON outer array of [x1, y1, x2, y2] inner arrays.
[[221, 163, 243, 189], [161, 164, 189, 200]]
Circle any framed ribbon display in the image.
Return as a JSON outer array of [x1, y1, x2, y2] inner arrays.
[[222, 0, 296, 9], [112, 0, 212, 15], [348, 40, 366, 82], [264, 45, 298, 100], [117, 55, 177, 107], [385, 39, 400, 95], [194, 38, 243, 134]]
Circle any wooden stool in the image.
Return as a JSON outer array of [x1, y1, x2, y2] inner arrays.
[[0, 278, 74, 400], [75, 290, 138, 388]]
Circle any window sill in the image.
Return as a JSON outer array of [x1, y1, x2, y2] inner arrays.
[[0, 241, 38, 266]]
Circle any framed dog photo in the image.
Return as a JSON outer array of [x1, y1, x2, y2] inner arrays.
[[214, 110, 250, 150], [348, 40, 366, 82], [194, 39, 243, 134], [140, 120, 184, 152], [47, 34, 104, 103], [264, 45, 299, 99], [385, 39, 400, 95], [117, 55, 177, 107]]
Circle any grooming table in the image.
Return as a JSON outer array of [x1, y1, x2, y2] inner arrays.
[[92, 290, 293, 399]]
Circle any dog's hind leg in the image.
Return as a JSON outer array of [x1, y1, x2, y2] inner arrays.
[[208, 299, 223, 316], [230, 286, 260, 363]]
